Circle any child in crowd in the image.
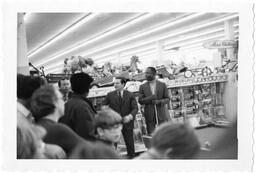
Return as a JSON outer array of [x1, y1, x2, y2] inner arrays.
[[94, 107, 123, 149], [135, 122, 200, 159]]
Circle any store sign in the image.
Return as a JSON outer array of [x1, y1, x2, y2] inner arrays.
[[166, 74, 228, 88], [203, 40, 236, 49]]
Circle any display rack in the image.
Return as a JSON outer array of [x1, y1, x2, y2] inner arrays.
[[87, 73, 230, 154]]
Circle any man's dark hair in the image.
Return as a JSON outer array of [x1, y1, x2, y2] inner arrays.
[[30, 85, 58, 121], [17, 74, 46, 100], [115, 76, 127, 86], [70, 73, 93, 94], [147, 67, 157, 75]]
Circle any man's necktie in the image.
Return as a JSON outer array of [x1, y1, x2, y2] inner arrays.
[[117, 91, 122, 103]]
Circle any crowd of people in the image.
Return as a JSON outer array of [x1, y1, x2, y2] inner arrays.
[[17, 66, 237, 159]]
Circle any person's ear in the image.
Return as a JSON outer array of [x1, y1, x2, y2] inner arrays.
[[163, 148, 173, 159], [97, 128, 104, 136]]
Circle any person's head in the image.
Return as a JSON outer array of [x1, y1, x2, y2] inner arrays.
[[30, 85, 64, 122], [70, 72, 93, 95], [69, 141, 121, 159], [58, 78, 70, 91], [150, 122, 200, 159], [17, 114, 46, 159], [95, 108, 123, 143], [17, 74, 46, 102], [114, 77, 127, 91], [145, 67, 156, 81]]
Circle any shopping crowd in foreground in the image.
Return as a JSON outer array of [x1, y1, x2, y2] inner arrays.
[[17, 67, 237, 159]]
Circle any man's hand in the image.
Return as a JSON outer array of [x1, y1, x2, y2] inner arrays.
[[152, 100, 160, 105], [123, 114, 133, 123]]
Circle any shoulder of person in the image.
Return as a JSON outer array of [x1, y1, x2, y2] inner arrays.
[[107, 90, 116, 95], [157, 80, 167, 86], [124, 90, 135, 97], [140, 82, 148, 88], [67, 97, 90, 108]]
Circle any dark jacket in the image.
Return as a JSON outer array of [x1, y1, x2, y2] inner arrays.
[[59, 94, 96, 141], [138, 80, 170, 123], [37, 118, 85, 156], [103, 90, 138, 129]]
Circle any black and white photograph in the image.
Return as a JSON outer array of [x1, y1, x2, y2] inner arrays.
[[0, 0, 255, 172]]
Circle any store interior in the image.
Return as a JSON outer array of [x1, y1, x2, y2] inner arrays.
[[17, 12, 238, 159]]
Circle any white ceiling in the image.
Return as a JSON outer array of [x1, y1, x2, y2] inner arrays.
[[24, 12, 239, 74]]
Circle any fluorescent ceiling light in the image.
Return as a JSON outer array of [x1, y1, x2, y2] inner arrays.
[[46, 29, 239, 71], [35, 13, 203, 67], [46, 67, 63, 74], [86, 14, 238, 62], [84, 13, 204, 59], [163, 23, 238, 46], [164, 30, 238, 50], [164, 34, 238, 57], [120, 44, 155, 57], [118, 51, 157, 64], [34, 13, 153, 66], [93, 23, 238, 64], [46, 30, 239, 71], [44, 62, 63, 71], [96, 48, 157, 64], [95, 44, 156, 63], [42, 14, 239, 70], [28, 13, 96, 58], [49, 36, 239, 74]]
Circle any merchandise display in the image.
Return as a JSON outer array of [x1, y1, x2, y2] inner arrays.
[[87, 72, 232, 153]]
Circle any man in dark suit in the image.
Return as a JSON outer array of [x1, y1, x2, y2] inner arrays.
[[138, 67, 170, 135], [103, 77, 138, 158]]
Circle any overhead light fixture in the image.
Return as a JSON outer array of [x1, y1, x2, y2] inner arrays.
[[34, 13, 153, 66], [44, 62, 63, 71], [94, 23, 239, 64], [28, 13, 96, 58], [41, 13, 239, 70], [163, 34, 239, 57], [84, 13, 204, 59], [96, 49, 157, 65], [46, 66, 64, 74], [164, 27, 223, 45], [35, 13, 203, 67], [86, 13, 238, 62], [120, 44, 155, 57], [95, 44, 155, 63], [115, 49, 157, 63], [46, 30, 239, 71], [164, 30, 239, 50]]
